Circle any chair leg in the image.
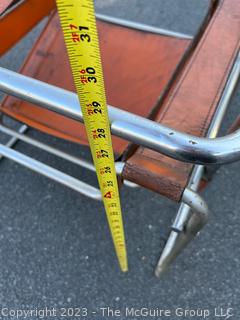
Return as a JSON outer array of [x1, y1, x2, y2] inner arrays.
[[155, 188, 209, 277]]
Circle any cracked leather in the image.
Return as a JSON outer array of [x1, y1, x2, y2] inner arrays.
[[123, 0, 240, 201]]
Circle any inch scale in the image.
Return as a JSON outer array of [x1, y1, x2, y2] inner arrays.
[[56, 0, 128, 272]]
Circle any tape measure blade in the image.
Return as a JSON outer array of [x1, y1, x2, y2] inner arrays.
[[56, 0, 128, 272]]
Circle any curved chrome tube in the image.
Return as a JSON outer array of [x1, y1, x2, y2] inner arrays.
[[0, 58, 239, 165], [155, 188, 209, 277], [181, 188, 209, 226]]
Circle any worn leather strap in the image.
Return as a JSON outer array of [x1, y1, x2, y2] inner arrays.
[[0, 0, 55, 55], [123, 0, 240, 201], [1, 13, 189, 155]]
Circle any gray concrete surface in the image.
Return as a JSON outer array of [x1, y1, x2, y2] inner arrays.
[[0, 1, 239, 319]]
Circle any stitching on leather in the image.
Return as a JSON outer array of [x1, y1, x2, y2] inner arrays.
[[199, 38, 240, 136], [155, 1, 224, 123], [138, 0, 223, 157], [141, 37, 240, 163], [139, 0, 240, 162]]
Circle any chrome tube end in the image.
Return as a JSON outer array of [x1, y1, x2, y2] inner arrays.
[[155, 189, 209, 278]]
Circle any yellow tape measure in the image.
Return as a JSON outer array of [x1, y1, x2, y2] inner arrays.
[[56, 0, 128, 272]]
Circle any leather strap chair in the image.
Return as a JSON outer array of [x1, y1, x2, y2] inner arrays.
[[0, 0, 239, 276]]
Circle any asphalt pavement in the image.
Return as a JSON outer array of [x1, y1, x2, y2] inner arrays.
[[0, 1, 239, 319]]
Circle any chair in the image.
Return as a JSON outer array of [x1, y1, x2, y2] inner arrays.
[[0, 0, 239, 276]]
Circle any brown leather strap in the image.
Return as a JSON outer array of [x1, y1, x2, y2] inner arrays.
[[0, 0, 55, 55], [1, 13, 189, 155], [123, 0, 240, 201]]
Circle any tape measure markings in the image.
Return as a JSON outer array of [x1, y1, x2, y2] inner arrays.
[[56, 0, 128, 272]]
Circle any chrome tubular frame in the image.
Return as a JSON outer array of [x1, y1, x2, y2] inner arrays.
[[0, 124, 28, 160], [96, 13, 193, 40], [0, 123, 137, 196], [0, 143, 103, 200], [0, 51, 239, 276], [0, 53, 239, 166], [155, 188, 209, 276], [155, 51, 240, 276]]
